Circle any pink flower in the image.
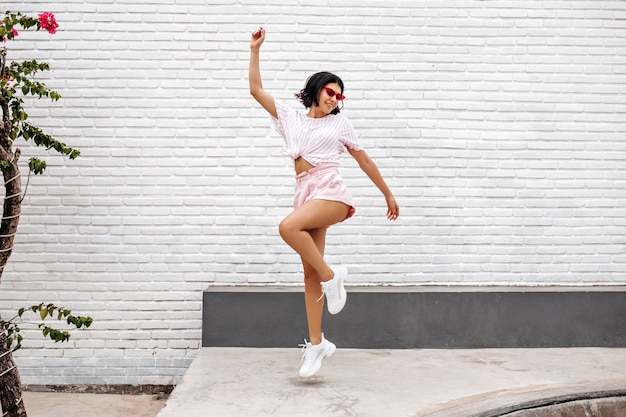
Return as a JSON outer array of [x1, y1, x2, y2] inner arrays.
[[38, 12, 59, 34], [11, 28, 18, 37]]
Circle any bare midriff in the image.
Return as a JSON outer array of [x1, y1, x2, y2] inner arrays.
[[294, 156, 315, 175]]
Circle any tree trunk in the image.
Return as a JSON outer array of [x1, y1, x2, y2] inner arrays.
[[0, 52, 27, 417], [0, 331, 27, 417], [0, 153, 26, 417]]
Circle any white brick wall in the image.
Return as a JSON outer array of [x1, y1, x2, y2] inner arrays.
[[0, 1, 624, 385]]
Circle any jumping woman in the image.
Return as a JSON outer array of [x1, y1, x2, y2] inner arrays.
[[249, 27, 399, 378]]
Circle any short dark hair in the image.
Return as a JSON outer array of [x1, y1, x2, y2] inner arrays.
[[295, 71, 345, 115]]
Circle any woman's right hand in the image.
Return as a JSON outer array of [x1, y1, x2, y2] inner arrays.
[[250, 27, 265, 50], [249, 27, 276, 118]]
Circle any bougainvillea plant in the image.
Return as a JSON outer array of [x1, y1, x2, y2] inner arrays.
[[1, 11, 87, 417]]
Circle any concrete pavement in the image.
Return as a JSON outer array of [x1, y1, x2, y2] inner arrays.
[[22, 391, 166, 417], [156, 347, 626, 417]]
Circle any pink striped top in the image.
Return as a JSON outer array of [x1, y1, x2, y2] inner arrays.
[[270, 100, 363, 166]]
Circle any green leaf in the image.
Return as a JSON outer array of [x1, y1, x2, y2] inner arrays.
[[47, 304, 57, 315], [28, 158, 47, 175]]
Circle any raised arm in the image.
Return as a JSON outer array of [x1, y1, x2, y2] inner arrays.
[[249, 27, 277, 118], [348, 148, 400, 221]]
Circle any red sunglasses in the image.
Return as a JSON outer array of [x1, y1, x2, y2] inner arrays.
[[323, 87, 345, 101]]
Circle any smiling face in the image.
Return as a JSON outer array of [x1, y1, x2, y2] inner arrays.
[[308, 82, 344, 118]]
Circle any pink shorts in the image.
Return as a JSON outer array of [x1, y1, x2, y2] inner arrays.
[[294, 163, 355, 221]]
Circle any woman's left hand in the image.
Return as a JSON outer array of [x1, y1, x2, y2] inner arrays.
[[385, 195, 399, 221]]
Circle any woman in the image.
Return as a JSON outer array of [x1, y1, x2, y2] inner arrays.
[[249, 27, 399, 378]]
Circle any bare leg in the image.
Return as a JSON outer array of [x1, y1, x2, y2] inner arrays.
[[279, 199, 350, 282], [302, 227, 327, 345]]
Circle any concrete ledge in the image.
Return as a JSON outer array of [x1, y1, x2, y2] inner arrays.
[[202, 285, 626, 348], [156, 347, 626, 417]]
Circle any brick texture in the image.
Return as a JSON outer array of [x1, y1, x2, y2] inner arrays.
[[0, 1, 624, 384]]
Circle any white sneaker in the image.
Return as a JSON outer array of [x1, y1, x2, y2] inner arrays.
[[298, 334, 336, 378], [319, 266, 348, 314]]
